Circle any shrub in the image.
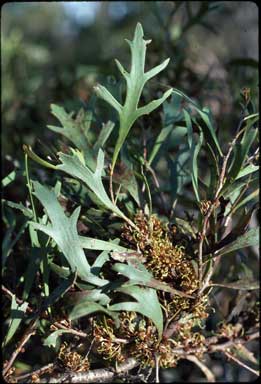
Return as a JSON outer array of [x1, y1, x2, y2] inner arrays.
[[2, 23, 259, 383]]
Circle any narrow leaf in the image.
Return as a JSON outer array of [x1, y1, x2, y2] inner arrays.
[[2, 170, 16, 188], [4, 297, 28, 346], [229, 128, 258, 180], [210, 280, 259, 290], [235, 164, 258, 180], [211, 227, 259, 259], [93, 84, 122, 113], [184, 110, 203, 202]]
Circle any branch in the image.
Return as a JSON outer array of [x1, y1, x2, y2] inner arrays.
[[224, 351, 259, 377], [14, 331, 259, 382], [2, 284, 33, 313], [198, 123, 247, 293], [185, 355, 215, 382], [15, 363, 55, 382], [35, 358, 139, 383], [169, 330, 259, 356], [3, 319, 38, 378], [52, 321, 88, 338]]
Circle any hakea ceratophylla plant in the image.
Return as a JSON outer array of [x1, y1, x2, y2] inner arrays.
[[3, 22, 259, 383]]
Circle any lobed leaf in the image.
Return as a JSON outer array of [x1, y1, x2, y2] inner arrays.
[[108, 285, 163, 339], [69, 302, 118, 323], [94, 23, 172, 172], [48, 105, 96, 170], [31, 181, 92, 281]]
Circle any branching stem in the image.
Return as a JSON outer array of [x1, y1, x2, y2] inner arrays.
[[197, 123, 248, 293]]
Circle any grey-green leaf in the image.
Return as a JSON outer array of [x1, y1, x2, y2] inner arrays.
[[94, 23, 172, 172], [229, 128, 258, 181], [4, 297, 28, 346], [79, 236, 128, 252], [48, 104, 96, 170], [44, 329, 74, 348], [109, 285, 163, 339], [69, 302, 118, 322], [210, 280, 259, 290], [112, 260, 194, 298], [184, 110, 203, 202], [31, 181, 91, 281], [211, 227, 259, 259]]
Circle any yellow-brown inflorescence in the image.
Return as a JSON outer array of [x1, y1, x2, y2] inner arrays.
[[57, 342, 90, 372], [92, 212, 210, 369], [122, 211, 198, 293], [93, 317, 127, 363], [199, 200, 212, 215], [92, 312, 178, 367]]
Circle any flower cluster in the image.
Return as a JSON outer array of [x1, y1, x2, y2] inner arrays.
[[57, 342, 90, 372], [122, 211, 198, 293], [92, 212, 211, 369]]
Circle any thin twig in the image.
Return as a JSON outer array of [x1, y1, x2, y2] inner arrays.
[[245, 147, 259, 165], [15, 363, 55, 382], [2, 285, 33, 313], [168, 330, 259, 356], [224, 351, 259, 376], [109, 165, 115, 204], [154, 353, 160, 383], [52, 322, 88, 338], [114, 184, 122, 205], [3, 319, 38, 378], [197, 123, 247, 293], [185, 355, 215, 382], [146, 162, 168, 214], [14, 331, 259, 382]]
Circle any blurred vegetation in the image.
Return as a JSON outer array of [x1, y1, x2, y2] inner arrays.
[[1, 2, 259, 383], [2, 2, 258, 162]]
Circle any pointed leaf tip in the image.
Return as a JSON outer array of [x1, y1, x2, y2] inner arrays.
[[135, 22, 144, 38]]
